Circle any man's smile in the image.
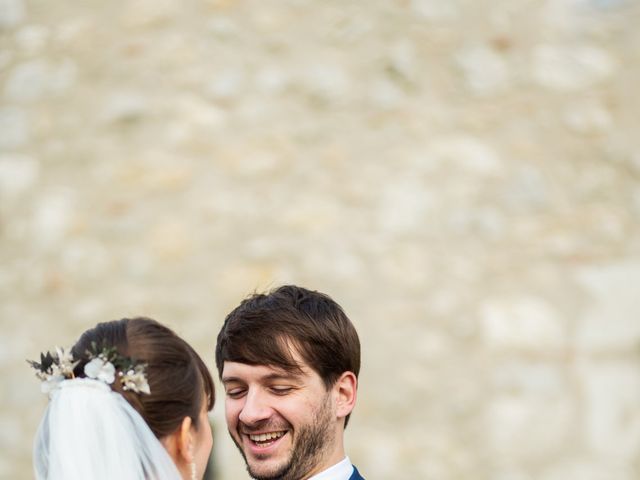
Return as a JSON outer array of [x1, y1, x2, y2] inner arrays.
[[247, 430, 287, 447], [240, 429, 291, 457]]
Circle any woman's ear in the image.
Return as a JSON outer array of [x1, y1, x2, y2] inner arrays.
[[162, 416, 194, 468], [178, 416, 194, 463], [334, 371, 357, 421]]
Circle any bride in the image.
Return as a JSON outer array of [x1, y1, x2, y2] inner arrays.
[[29, 317, 215, 480]]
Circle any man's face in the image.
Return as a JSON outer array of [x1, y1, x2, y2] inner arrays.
[[222, 353, 340, 480]]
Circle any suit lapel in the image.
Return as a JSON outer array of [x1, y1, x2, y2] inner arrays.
[[349, 465, 365, 480]]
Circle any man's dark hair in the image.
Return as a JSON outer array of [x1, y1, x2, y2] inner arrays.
[[215, 285, 361, 425]]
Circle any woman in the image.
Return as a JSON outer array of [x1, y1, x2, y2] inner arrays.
[[30, 317, 214, 480]]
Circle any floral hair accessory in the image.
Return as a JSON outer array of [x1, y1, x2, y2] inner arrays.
[[84, 342, 151, 394], [28, 347, 79, 394], [28, 342, 150, 395]]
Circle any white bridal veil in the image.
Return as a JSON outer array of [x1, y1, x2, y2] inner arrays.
[[34, 378, 181, 480]]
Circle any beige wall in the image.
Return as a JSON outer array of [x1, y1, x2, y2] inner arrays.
[[1, 0, 640, 478]]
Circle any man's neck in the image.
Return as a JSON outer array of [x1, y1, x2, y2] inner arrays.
[[304, 430, 345, 479]]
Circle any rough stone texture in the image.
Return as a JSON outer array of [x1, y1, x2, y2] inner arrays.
[[1, 1, 639, 479]]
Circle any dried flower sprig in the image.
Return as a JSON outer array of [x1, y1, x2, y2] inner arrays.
[[28, 347, 79, 393]]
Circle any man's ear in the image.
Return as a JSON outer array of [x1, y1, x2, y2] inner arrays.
[[162, 416, 194, 467], [334, 371, 357, 420]]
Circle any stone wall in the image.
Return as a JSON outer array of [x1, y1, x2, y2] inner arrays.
[[1, 0, 639, 479]]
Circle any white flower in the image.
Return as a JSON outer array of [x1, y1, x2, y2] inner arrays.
[[121, 365, 150, 394], [84, 358, 116, 384], [41, 374, 65, 394], [49, 363, 63, 378]]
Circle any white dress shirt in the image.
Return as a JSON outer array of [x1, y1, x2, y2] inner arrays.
[[307, 456, 354, 480]]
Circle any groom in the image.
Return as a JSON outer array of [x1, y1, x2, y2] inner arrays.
[[215, 285, 365, 480]]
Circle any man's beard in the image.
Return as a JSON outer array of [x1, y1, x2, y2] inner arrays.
[[230, 398, 335, 480]]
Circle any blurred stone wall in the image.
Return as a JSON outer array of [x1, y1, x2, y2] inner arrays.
[[1, 0, 639, 479]]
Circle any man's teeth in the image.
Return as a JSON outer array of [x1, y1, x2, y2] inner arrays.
[[249, 431, 285, 442]]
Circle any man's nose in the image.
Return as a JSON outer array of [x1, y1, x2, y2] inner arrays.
[[239, 390, 272, 427]]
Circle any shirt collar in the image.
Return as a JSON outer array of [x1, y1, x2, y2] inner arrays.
[[307, 457, 353, 480]]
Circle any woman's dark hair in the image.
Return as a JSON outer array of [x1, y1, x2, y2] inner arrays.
[[71, 317, 215, 438]]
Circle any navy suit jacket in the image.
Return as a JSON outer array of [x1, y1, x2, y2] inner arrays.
[[349, 466, 365, 480]]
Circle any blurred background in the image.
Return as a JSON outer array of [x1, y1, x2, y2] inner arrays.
[[1, 0, 640, 478]]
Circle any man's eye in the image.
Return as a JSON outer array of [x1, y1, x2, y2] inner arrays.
[[226, 388, 246, 398], [271, 386, 293, 395]]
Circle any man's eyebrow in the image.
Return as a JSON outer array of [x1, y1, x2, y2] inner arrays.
[[221, 376, 242, 384], [262, 372, 304, 382], [221, 371, 304, 384]]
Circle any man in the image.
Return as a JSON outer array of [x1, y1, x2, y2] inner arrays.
[[215, 285, 365, 480]]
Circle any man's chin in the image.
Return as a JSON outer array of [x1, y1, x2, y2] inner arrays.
[[231, 434, 292, 480], [246, 459, 292, 480]]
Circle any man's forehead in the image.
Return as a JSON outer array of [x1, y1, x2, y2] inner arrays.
[[221, 360, 309, 382]]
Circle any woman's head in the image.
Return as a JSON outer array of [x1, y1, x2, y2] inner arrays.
[[70, 317, 214, 479]]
